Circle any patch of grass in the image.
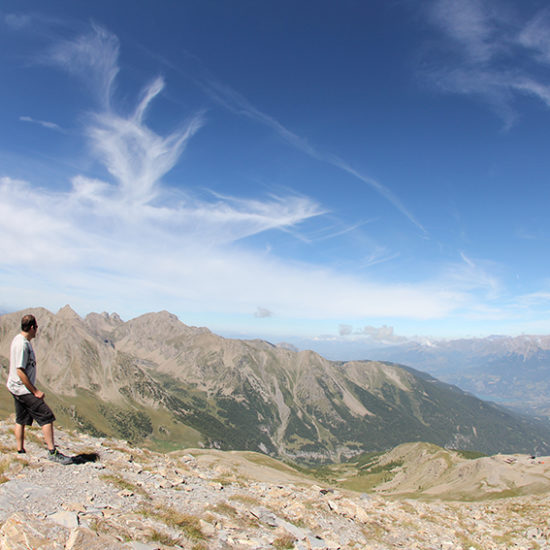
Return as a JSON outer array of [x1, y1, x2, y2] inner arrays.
[[229, 494, 261, 506], [207, 500, 260, 529], [244, 451, 306, 475], [361, 520, 388, 541], [101, 441, 132, 453], [286, 516, 308, 529], [364, 459, 404, 475], [16, 457, 29, 468], [143, 406, 203, 452], [98, 403, 153, 443], [209, 475, 235, 486], [453, 449, 487, 460], [99, 473, 149, 498], [399, 501, 418, 515], [88, 517, 133, 542], [139, 505, 205, 541], [149, 529, 182, 546], [455, 531, 482, 549], [0, 454, 28, 482], [475, 487, 522, 501], [272, 533, 296, 549], [24, 428, 42, 445], [208, 502, 238, 517], [352, 451, 385, 468]]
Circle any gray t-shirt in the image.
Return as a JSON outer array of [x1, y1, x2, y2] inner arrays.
[[7, 333, 36, 396]]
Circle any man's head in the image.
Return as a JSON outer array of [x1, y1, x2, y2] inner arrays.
[[21, 315, 37, 338]]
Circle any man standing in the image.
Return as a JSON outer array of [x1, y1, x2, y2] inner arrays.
[[7, 314, 72, 464]]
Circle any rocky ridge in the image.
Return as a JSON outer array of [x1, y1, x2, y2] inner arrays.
[[1, 420, 550, 549]]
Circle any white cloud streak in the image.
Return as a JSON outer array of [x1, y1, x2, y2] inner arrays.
[[43, 22, 120, 108], [519, 9, 550, 63], [338, 323, 408, 343], [192, 71, 426, 234], [87, 78, 204, 206], [19, 116, 63, 131], [431, 0, 502, 63], [3, 13, 32, 30], [428, 0, 550, 126]]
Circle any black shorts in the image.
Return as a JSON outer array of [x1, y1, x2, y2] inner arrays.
[[12, 393, 56, 426]]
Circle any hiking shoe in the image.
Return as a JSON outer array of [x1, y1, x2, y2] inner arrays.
[[47, 448, 73, 465]]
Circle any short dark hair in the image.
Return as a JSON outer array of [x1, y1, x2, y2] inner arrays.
[[21, 314, 37, 332]]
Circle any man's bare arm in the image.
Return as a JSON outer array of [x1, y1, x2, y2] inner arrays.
[[16, 368, 44, 399]]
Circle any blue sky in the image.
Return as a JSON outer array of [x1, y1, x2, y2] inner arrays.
[[2, 0, 550, 352]]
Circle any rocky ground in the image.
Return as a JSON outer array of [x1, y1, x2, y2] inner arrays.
[[1, 419, 550, 549]]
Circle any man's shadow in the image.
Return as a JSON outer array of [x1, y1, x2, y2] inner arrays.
[[70, 452, 100, 464]]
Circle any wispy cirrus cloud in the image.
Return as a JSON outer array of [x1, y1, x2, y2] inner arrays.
[[427, 0, 550, 126], [43, 22, 120, 108], [184, 62, 427, 234], [87, 77, 204, 206], [519, 9, 550, 63], [20, 115, 64, 132], [3, 12, 32, 30], [431, 0, 503, 63]]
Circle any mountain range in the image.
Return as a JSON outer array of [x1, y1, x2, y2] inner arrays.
[[2, 306, 550, 461], [368, 336, 550, 416]]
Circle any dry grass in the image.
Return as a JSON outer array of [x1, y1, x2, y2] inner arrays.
[[138, 504, 205, 541], [272, 533, 296, 549], [0, 454, 29, 483], [0, 442, 13, 454], [88, 516, 133, 542], [148, 528, 182, 546], [455, 531, 482, 550], [228, 493, 261, 506], [208, 501, 238, 517], [99, 473, 150, 498], [23, 430, 42, 446], [207, 500, 260, 529]]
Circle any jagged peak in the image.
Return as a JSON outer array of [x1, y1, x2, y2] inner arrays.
[[277, 342, 299, 353], [130, 310, 181, 324], [110, 312, 123, 323], [56, 304, 81, 321], [85, 311, 124, 324], [297, 349, 321, 360]]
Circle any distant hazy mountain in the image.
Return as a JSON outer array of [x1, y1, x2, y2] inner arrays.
[[1, 307, 550, 461], [369, 336, 550, 416]]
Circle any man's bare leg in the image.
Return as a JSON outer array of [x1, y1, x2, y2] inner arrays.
[[41, 422, 55, 451], [14, 423, 25, 452]]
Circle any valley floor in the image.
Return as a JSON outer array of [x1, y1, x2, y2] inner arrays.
[[0, 418, 549, 549]]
